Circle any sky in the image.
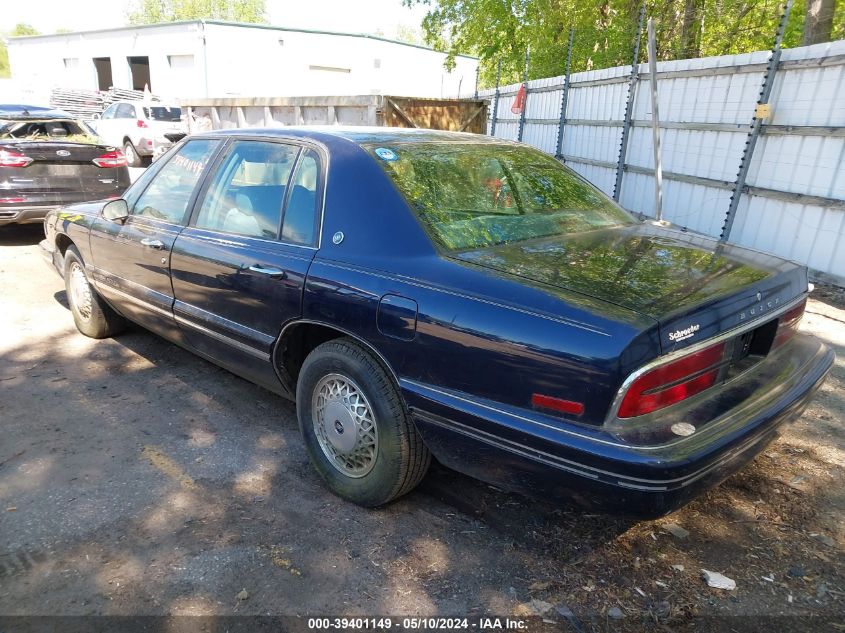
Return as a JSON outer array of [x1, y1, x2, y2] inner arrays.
[[2, 0, 430, 39]]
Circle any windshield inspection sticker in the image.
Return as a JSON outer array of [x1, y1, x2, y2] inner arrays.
[[375, 147, 398, 161]]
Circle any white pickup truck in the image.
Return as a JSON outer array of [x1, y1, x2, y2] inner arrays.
[[92, 101, 187, 166]]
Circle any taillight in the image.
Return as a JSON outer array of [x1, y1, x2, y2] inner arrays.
[[93, 150, 128, 168], [0, 149, 33, 168], [0, 197, 26, 203], [618, 342, 727, 418], [137, 119, 148, 128], [772, 298, 807, 350]]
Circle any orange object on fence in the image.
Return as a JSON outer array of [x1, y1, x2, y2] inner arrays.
[[511, 84, 526, 114]]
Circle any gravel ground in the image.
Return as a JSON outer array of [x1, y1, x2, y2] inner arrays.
[[0, 224, 842, 630]]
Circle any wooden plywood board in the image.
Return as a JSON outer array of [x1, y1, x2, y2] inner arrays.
[[382, 97, 488, 134]]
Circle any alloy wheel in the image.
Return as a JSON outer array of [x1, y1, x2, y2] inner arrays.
[[311, 373, 379, 478], [68, 262, 93, 321]]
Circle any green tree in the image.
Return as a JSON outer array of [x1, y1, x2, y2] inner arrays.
[[1, 25, 42, 79], [0, 43, 9, 79], [127, 0, 267, 24], [394, 23, 425, 45], [804, 0, 837, 44], [405, 0, 844, 88], [11, 23, 40, 36]]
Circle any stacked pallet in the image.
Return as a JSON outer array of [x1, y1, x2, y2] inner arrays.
[[50, 87, 162, 119], [49, 88, 104, 119]]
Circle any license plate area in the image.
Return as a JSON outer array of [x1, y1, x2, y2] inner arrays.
[[47, 164, 83, 176], [726, 317, 779, 377]]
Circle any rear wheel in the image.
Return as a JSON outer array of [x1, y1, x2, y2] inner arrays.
[[123, 140, 141, 167], [296, 338, 431, 506], [64, 247, 126, 339]]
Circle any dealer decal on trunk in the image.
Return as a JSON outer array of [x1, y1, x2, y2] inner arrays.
[[668, 323, 700, 342]]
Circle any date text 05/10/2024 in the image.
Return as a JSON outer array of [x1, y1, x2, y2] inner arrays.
[[306, 617, 529, 630]]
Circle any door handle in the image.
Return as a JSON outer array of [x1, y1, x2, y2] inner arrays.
[[247, 265, 286, 278], [140, 238, 165, 250]]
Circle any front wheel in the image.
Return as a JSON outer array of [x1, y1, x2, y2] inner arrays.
[[64, 246, 126, 339], [296, 338, 431, 506], [123, 140, 142, 168]]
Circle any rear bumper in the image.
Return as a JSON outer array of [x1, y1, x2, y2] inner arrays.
[[406, 334, 834, 518], [137, 136, 175, 157], [0, 205, 58, 226]]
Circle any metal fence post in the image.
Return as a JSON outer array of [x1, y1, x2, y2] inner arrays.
[[555, 28, 575, 160], [646, 18, 664, 220], [719, 0, 794, 242], [517, 48, 530, 142], [613, 4, 646, 202], [490, 60, 502, 137]]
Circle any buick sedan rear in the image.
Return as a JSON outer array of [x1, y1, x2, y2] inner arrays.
[[40, 128, 834, 517]]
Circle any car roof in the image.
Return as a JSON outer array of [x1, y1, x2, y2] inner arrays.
[[110, 101, 180, 108], [0, 104, 75, 120], [213, 126, 515, 147]]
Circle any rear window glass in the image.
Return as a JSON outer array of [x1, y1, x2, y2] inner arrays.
[[0, 119, 98, 143], [144, 107, 182, 122], [365, 142, 633, 251]]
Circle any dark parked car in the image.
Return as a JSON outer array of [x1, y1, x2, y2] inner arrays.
[[0, 104, 130, 227], [40, 128, 834, 517]]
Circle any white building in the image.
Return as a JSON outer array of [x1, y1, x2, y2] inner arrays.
[[6, 20, 478, 101]]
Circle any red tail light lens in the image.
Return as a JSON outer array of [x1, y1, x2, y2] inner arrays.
[[618, 342, 727, 418], [137, 119, 148, 128], [772, 298, 807, 350], [0, 149, 33, 168], [93, 150, 128, 168], [531, 393, 585, 416]]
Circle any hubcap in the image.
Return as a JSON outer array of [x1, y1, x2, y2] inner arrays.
[[69, 262, 93, 320], [312, 373, 378, 478]]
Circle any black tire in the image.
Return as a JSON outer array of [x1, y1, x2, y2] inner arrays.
[[64, 246, 126, 339], [123, 140, 142, 167], [296, 337, 431, 506]]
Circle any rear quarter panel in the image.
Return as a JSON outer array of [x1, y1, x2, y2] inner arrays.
[[304, 255, 659, 426]]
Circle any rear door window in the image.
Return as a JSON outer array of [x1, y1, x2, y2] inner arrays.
[[281, 148, 321, 246], [115, 104, 135, 119], [194, 140, 300, 240], [130, 139, 220, 224]]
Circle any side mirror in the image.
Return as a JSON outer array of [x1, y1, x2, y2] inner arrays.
[[92, 113, 101, 120], [102, 199, 129, 224]]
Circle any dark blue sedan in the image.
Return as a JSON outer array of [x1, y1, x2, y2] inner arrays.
[[41, 128, 834, 517]]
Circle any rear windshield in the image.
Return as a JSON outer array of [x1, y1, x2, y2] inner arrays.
[[365, 142, 633, 251], [144, 107, 182, 122], [0, 119, 99, 143]]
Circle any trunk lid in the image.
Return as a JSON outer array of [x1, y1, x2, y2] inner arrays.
[[0, 140, 128, 204], [452, 222, 807, 353]]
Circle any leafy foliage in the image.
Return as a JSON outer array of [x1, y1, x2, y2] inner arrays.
[[0, 45, 8, 79], [405, 0, 844, 87], [127, 0, 267, 25], [11, 24, 40, 36], [1, 24, 42, 79]]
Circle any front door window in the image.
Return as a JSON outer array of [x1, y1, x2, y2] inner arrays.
[[131, 139, 219, 224]]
